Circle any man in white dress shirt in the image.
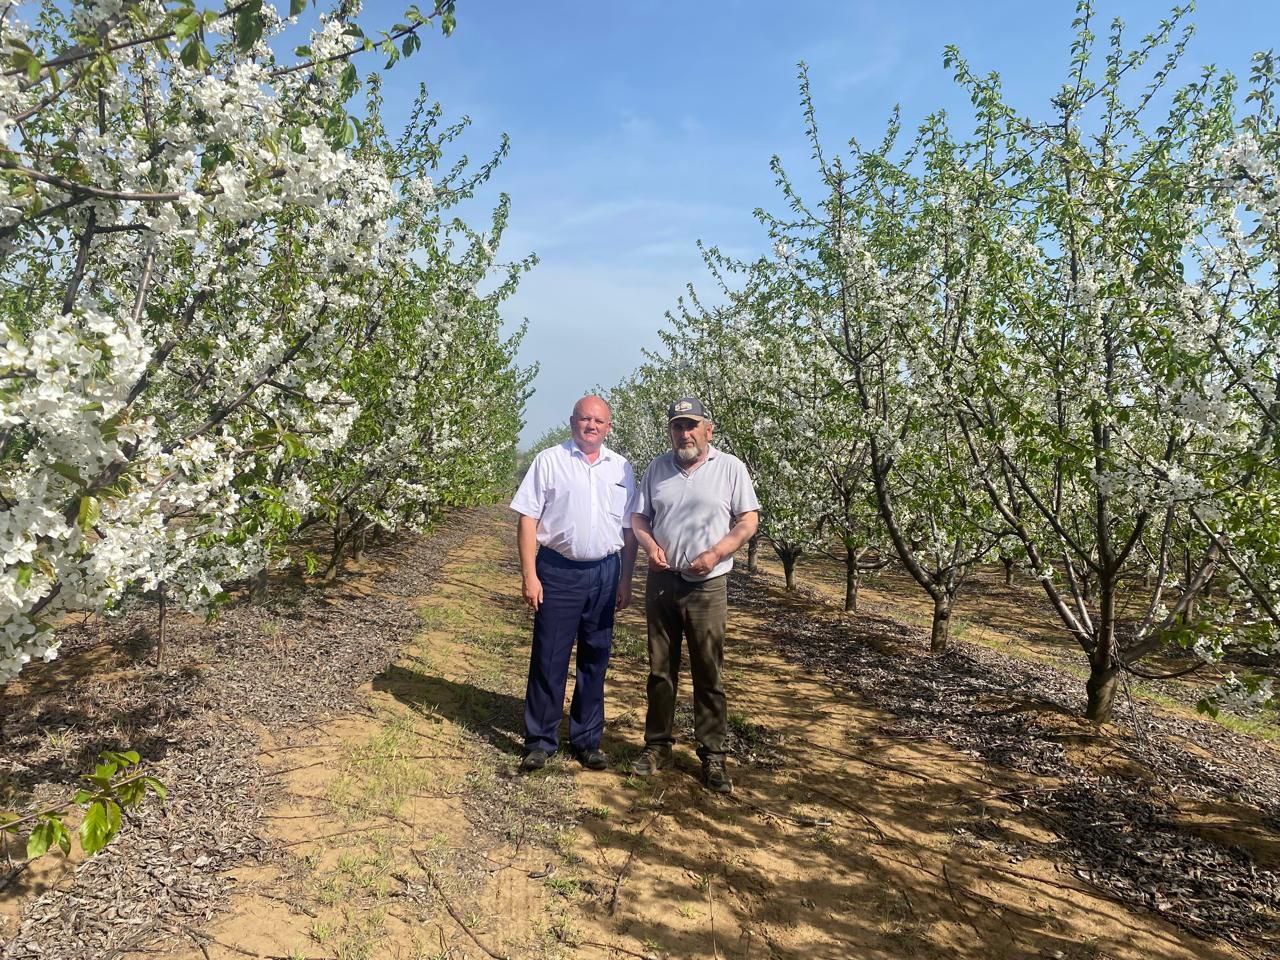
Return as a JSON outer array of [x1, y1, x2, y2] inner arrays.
[[510, 395, 637, 772]]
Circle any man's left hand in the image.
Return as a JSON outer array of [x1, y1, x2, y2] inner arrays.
[[615, 580, 632, 610], [688, 548, 721, 576]]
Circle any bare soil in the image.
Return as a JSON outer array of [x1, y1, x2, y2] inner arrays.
[[2, 507, 1278, 959]]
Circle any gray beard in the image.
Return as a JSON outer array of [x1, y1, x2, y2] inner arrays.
[[675, 446, 700, 464]]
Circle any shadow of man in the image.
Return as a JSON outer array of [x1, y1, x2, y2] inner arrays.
[[371, 664, 526, 758]]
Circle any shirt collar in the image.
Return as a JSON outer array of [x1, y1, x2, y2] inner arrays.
[[567, 439, 615, 462], [669, 445, 718, 469]]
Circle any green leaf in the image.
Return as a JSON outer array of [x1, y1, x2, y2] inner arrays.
[[101, 750, 138, 768], [79, 799, 122, 855], [77, 496, 100, 533], [179, 36, 202, 68], [234, 0, 264, 52], [117, 780, 145, 807], [339, 63, 358, 96], [50, 462, 84, 486], [174, 11, 203, 41], [26, 819, 55, 859], [145, 777, 168, 802], [15, 564, 33, 588], [290, 0, 306, 15], [79, 801, 109, 854]]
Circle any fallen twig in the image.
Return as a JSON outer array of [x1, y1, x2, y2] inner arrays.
[[257, 738, 341, 756], [185, 926, 213, 960], [940, 784, 1061, 807], [177, 924, 335, 960], [707, 874, 720, 960], [0, 861, 31, 893], [263, 758, 329, 777], [276, 825, 388, 848], [576, 941, 658, 960], [729, 793, 833, 829], [610, 791, 666, 916], [942, 863, 981, 937], [793, 735, 933, 782], [802, 783, 888, 841], [255, 889, 319, 917], [411, 849, 510, 960]]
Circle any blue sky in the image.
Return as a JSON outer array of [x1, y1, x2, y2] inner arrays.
[[360, 1, 1280, 445]]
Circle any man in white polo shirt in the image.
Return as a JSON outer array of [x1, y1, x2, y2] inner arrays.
[[510, 395, 637, 773], [629, 397, 759, 793]]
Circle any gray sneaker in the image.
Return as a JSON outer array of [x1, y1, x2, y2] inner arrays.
[[701, 755, 732, 794], [631, 746, 672, 777]]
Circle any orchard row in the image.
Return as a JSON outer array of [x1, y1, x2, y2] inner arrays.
[[607, 4, 1280, 723], [0, 1, 531, 683]]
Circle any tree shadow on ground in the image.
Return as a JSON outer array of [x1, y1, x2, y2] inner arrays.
[[551, 560, 1246, 960]]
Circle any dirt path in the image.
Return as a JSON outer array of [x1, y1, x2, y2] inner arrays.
[[129, 507, 1257, 960]]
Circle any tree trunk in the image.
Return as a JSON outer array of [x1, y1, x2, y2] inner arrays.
[[249, 566, 269, 603], [1087, 574, 1119, 723], [747, 535, 760, 574], [1001, 555, 1014, 587], [1085, 661, 1120, 723], [154, 581, 167, 667], [845, 545, 860, 614], [781, 552, 797, 591], [930, 592, 953, 654], [325, 520, 344, 582], [353, 526, 368, 563], [1182, 547, 1196, 625]]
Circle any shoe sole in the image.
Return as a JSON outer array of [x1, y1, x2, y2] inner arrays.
[[631, 760, 671, 777]]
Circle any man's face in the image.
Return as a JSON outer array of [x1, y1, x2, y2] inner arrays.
[[669, 417, 713, 464], [570, 399, 611, 452]]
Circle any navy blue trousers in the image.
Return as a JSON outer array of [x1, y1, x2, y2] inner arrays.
[[523, 547, 619, 754]]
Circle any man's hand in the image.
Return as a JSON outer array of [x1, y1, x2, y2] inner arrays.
[[615, 579, 632, 610], [522, 574, 544, 612], [647, 545, 671, 570], [688, 548, 721, 576]]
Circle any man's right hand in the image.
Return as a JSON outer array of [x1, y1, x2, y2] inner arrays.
[[522, 574, 544, 611], [647, 545, 670, 570]]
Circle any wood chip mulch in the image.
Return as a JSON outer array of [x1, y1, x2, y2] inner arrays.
[[740, 572, 1280, 952], [1, 509, 488, 960]]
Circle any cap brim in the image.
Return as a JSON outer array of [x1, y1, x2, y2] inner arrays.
[[667, 414, 707, 423]]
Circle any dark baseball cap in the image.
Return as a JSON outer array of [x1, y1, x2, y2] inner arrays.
[[666, 397, 709, 423]]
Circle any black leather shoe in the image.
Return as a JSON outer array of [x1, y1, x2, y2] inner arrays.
[[520, 749, 549, 773], [573, 747, 608, 771]]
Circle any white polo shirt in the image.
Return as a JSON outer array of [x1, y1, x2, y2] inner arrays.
[[510, 440, 636, 562]]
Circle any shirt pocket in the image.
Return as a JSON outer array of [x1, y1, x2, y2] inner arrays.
[[607, 483, 630, 521]]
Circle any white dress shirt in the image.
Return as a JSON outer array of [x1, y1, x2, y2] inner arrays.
[[510, 440, 635, 561]]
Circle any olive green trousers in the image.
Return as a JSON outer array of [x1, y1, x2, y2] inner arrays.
[[643, 569, 729, 758]]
